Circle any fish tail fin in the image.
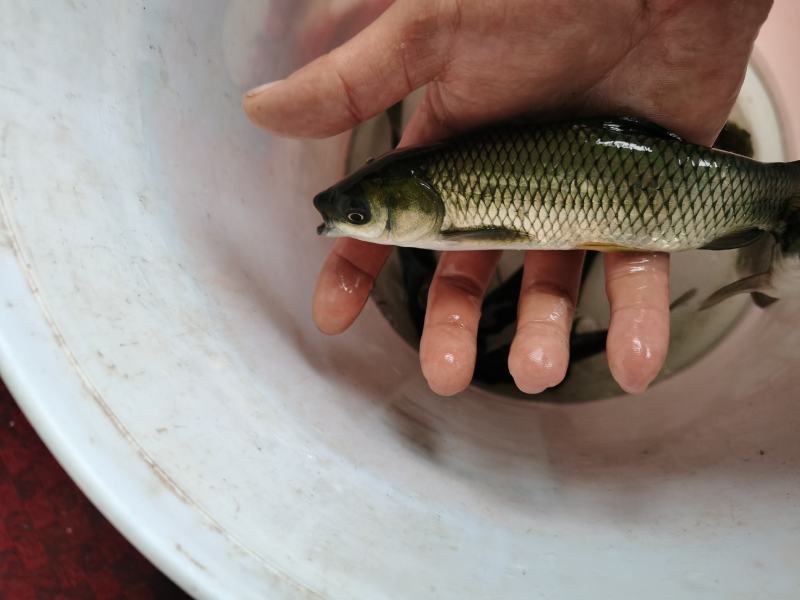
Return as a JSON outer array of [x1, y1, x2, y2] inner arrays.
[[699, 241, 800, 311], [767, 176, 800, 298], [786, 158, 800, 199], [780, 161, 800, 250], [790, 160, 800, 210], [701, 170, 800, 310]]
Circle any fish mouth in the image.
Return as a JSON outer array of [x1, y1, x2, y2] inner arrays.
[[314, 189, 335, 236]]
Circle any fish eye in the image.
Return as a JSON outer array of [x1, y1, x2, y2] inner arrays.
[[346, 210, 368, 225]]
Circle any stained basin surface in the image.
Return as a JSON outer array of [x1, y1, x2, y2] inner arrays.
[[1, 1, 799, 598]]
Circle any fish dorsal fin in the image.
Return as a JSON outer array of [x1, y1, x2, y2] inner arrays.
[[701, 228, 766, 250], [599, 117, 684, 142], [341, 142, 444, 185]]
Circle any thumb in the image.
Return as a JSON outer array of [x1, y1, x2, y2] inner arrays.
[[242, 0, 450, 138]]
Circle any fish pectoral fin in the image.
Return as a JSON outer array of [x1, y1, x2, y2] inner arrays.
[[576, 242, 639, 252], [699, 271, 772, 310], [439, 228, 532, 242], [700, 228, 767, 250]]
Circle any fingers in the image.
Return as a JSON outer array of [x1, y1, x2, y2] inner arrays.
[[508, 251, 584, 394], [312, 238, 393, 334], [604, 252, 670, 394], [243, 1, 449, 138], [420, 251, 501, 396]]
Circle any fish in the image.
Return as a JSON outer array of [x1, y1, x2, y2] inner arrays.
[[315, 116, 800, 304], [385, 126, 754, 392]]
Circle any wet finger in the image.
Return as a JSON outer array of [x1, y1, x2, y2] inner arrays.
[[604, 252, 670, 394], [508, 250, 584, 394], [420, 250, 502, 396], [312, 238, 392, 334]]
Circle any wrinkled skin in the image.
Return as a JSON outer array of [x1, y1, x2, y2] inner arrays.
[[244, 0, 773, 396]]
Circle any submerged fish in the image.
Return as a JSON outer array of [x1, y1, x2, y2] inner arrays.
[[315, 117, 800, 254], [713, 121, 754, 158]]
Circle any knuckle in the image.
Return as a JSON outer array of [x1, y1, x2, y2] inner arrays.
[[425, 316, 477, 339], [516, 318, 568, 342], [332, 64, 366, 125], [520, 279, 577, 308], [436, 272, 485, 301], [610, 303, 669, 321]]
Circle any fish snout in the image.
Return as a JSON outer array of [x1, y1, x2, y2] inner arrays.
[[314, 189, 336, 236], [313, 189, 334, 214]]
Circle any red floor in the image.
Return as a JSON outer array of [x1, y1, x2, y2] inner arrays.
[[0, 383, 189, 599]]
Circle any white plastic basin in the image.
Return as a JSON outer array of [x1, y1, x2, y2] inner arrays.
[[1, 1, 799, 598]]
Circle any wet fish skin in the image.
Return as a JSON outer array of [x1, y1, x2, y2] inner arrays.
[[314, 117, 800, 252]]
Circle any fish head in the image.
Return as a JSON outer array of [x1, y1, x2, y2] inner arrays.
[[313, 182, 387, 240], [314, 158, 443, 244]]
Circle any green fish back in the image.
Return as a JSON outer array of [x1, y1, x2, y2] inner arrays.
[[417, 120, 794, 251]]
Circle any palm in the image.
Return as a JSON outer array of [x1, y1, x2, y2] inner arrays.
[[409, 0, 768, 143], [244, 0, 772, 395]]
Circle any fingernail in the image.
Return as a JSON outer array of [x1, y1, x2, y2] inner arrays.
[[244, 80, 282, 98]]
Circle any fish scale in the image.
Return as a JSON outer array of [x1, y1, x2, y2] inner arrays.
[[416, 120, 794, 251]]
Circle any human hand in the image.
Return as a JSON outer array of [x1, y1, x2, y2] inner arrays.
[[244, 0, 772, 396]]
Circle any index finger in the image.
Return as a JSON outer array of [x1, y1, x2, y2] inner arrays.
[[312, 238, 392, 334]]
